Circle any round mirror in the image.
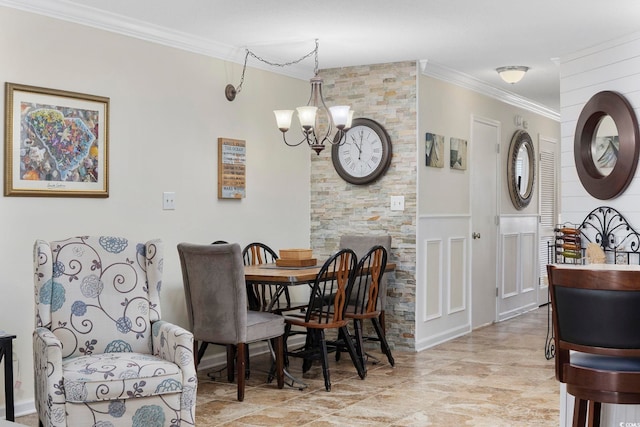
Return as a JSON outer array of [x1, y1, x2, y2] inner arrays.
[[516, 144, 530, 196], [507, 130, 535, 210], [591, 115, 618, 176], [574, 91, 640, 200]]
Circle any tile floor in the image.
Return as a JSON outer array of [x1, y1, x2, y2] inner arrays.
[[17, 306, 559, 426]]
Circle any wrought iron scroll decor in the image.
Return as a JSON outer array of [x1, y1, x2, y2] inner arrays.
[[579, 206, 640, 254]]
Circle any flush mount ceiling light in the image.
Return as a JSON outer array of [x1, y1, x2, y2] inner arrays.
[[225, 39, 352, 155], [496, 66, 529, 84]]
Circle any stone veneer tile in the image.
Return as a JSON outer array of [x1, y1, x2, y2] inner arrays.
[[311, 61, 417, 351]]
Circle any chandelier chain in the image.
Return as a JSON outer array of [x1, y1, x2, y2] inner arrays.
[[235, 40, 319, 95]]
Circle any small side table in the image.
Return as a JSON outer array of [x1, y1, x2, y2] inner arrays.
[[0, 334, 16, 421]]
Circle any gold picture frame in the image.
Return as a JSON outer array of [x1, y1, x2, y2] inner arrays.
[[4, 83, 109, 197]]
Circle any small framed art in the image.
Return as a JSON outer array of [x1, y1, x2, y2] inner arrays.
[[425, 132, 444, 168], [218, 137, 246, 199]]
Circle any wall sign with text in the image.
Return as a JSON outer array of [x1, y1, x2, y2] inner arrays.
[[217, 137, 246, 199]]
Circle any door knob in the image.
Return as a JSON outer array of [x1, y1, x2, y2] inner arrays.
[[472, 232, 481, 239]]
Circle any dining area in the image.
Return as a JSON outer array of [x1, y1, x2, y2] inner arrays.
[[176, 235, 397, 402]]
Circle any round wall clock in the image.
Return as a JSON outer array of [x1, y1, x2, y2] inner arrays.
[[331, 118, 392, 185]]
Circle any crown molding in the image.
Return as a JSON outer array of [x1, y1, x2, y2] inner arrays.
[[0, 0, 311, 80], [420, 60, 561, 122], [0, 0, 564, 118]]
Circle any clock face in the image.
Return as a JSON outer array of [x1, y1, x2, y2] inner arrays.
[[332, 118, 392, 185]]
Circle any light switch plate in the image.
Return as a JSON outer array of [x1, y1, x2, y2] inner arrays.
[[163, 192, 175, 210], [390, 195, 404, 211]]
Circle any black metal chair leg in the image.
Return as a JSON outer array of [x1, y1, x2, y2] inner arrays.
[[353, 319, 367, 374], [302, 329, 315, 373], [372, 317, 394, 366], [335, 328, 345, 362], [340, 325, 365, 379], [318, 330, 331, 391], [196, 341, 209, 364]]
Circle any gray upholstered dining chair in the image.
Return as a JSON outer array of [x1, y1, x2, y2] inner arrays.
[[177, 242, 285, 401]]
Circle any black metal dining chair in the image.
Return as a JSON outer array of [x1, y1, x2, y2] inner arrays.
[[242, 242, 284, 311], [339, 245, 394, 373], [339, 235, 391, 334], [282, 248, 365, 391]]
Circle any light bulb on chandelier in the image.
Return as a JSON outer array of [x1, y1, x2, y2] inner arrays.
[[225, 40, 353, 155]]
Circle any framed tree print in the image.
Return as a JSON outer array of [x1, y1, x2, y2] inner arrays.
[[4, 83, 109, 197]]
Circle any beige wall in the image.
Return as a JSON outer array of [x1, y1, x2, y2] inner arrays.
[[0, 6, 311, 412], [416, 73, 560, 348], [418, 75, 560, 216]]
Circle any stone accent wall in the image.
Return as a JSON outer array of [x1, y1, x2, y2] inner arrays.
[[311, 61, 417, 351]]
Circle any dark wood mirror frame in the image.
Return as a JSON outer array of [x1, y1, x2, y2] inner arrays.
[[574, 91, 640, 200], [507, 130, 535, 210]]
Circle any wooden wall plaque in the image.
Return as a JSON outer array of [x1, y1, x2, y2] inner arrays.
[[217, 137, 246, 199]]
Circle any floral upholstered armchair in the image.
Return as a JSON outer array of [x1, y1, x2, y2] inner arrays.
[[33, 236, 197, 427]]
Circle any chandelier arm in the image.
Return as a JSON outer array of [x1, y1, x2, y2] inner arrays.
[[328, 129, 348, 146], [281, 132, 309, 148]]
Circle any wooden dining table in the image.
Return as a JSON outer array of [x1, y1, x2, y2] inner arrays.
[[244, 262, 396, 285], [244, 261, 396, 311]]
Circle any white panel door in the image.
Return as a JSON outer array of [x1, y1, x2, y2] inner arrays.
[[471, 116, 500, 328]]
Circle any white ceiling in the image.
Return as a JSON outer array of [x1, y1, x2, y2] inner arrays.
[[5, 0, 640, 116]]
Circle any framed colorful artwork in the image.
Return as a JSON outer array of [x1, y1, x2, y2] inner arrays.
[[4, 83, 109, 197]]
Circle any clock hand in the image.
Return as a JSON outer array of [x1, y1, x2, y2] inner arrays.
[[351, 134, 363, 155], [358, 129, 365, 160]]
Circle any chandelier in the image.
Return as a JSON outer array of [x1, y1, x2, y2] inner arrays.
[[225, 40, 353, 155]]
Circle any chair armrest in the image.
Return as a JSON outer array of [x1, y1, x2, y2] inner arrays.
[[33, 327, 67, 426], [151, 320, 197, 424]]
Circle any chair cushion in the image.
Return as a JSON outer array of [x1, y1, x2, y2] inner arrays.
[[246, 311, 284, 343], [571, 352, 640, 372], [62, 352, 183, 403]]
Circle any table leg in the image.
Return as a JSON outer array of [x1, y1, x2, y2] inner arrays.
[[1, 338, 14, 421], [262, 286, 308, 389], [267, 338, 308, 390]]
